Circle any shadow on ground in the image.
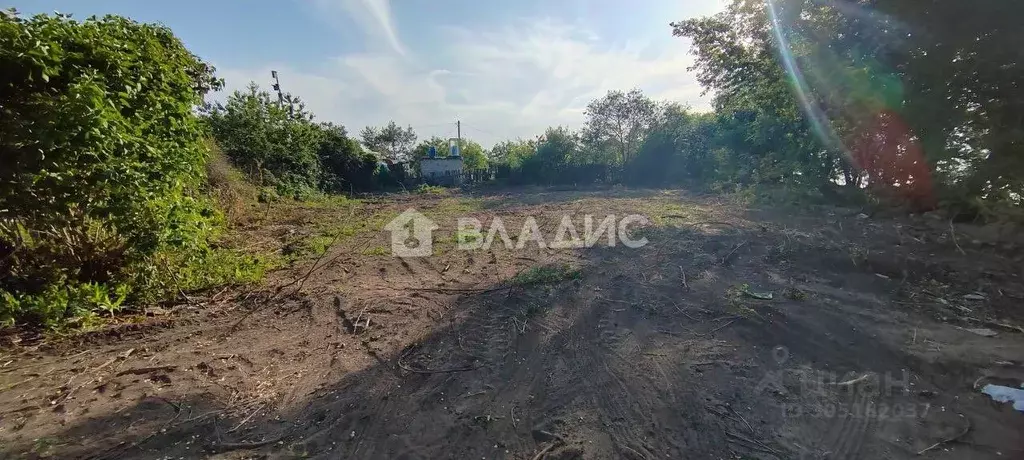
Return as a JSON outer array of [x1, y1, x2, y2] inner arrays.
[[5, 191, 1024, 460]]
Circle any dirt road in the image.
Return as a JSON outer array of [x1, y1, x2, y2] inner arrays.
[[2, 187, 1022, 459]]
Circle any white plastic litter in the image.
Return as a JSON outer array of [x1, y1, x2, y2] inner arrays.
[[980, 384, 1024, 412]]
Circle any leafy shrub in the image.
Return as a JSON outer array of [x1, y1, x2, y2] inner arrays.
[[207, 85, 383, 196], [206, 83, 324, 195], [0, 12, 258, 327], [317, 123, 380, 193]]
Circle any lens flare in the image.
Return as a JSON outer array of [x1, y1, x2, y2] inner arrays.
[[766, 0, 936, 209]]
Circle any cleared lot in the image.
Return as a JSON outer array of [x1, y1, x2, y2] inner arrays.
[[2, 186, 1022, 459]]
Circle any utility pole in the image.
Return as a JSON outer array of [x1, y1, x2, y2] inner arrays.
[[271, 70, 284, 108], [271, 70, 293, 118], [456, 120, 461, 155]]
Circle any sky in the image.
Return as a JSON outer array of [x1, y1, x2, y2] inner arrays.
[[12, 0, 726, 147]]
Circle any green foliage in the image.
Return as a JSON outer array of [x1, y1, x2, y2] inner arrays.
[[582, 89, 659, 164], [454, 227, 480, 246], [0, 12, 268, 328], [206, 83, 384, 196], [415, 184, 448, 195], [317, 122, 380, 193], [627, 106, 719, 187], [360, 121, 417, 162], [459, 140, 488, 171], [205, 83, 324, 198], [673, 0, 1024, 215], [488, 139, 536, 169], [412, 137, 488, 173], [413, 136, 451, 160], [496, 127, 616, 185], [362, 246, 390, 256], [672, 3, 840, 196]]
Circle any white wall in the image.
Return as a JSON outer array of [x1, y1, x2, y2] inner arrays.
[[420, 158, 463, 178]]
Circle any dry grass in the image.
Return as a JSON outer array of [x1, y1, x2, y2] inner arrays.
[[205, 140, 257, 226]]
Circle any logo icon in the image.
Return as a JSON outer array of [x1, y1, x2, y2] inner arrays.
[[383, 208, 438, 257]]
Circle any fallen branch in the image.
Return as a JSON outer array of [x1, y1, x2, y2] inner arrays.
[[917, 414, 970, 455], [728, 405, 755, 435], [530, 443, 558, 460], [228, 403, 266, 433], [726, 430, 781, 456], [290, 232, 343, 295], [949, 219, 966, 256], [683, 220, 739, 228], [672, 303, 699, 321], [531, 432, 566, 460], [829, 373, 870, 387], [115, 365, 176, 376], [700, 318, 739, 336], [397, 358, 481, 375], [409, 286, 507, 295], [688, 361, 728, 366], [161, 259, 199, 308], [721, 241, 748, 264], [209, 435, 285, 452], [983, 321, 1024, 334]]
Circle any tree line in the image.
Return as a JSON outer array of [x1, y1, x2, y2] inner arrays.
[[205, 85, 492, 198], [487, 0, 1024, 218]]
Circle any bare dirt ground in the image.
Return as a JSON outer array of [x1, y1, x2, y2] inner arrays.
[[2, 186, 1023, 459]]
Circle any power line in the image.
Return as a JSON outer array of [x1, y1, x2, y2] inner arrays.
[[408, 122, 457, 131], [460, 123, 507, 140]]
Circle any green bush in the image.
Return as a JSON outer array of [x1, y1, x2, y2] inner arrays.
[[206, 84, 385, 196], [317, 122, 380, 193], [206, 83, 321, 195], [0, 11, 257, 328]]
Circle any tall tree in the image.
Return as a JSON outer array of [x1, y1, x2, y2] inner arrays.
[[534, 127, 579, 168], [360, 121, 417, 162], [317, 122, 378, 192], [673, 0, 1024, 212], [459, 140, 488, 171], [582, 89, 658, 164], [412, 136, 450, 160], [489, 139, 536, 168], [207, 82, 324, 193]]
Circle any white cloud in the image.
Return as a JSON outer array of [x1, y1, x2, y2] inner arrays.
[[213, 14, 715, 147], [312, 0, 405, 55]]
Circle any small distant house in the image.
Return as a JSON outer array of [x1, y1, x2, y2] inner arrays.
[[420, 144, 463, 186]]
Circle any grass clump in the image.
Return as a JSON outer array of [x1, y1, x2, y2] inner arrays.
[[511, 264, 582, 286], [416, 184, 449, 195], [363, 246, 390, 256], [454, 228, 481, 246]]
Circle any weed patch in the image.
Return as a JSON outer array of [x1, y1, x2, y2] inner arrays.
[[512, 264, 582, 286], [416, 184, 449, 195], [363, 246, 390, 256]]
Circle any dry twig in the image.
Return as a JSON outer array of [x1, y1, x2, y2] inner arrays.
[[949, 219, 966, 255], [917, 414, 970, 455], [721, 241, 748, 264], [209, 435, 285, 452], [726, 430, 781, 456], [701, 318, 739, 336]]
